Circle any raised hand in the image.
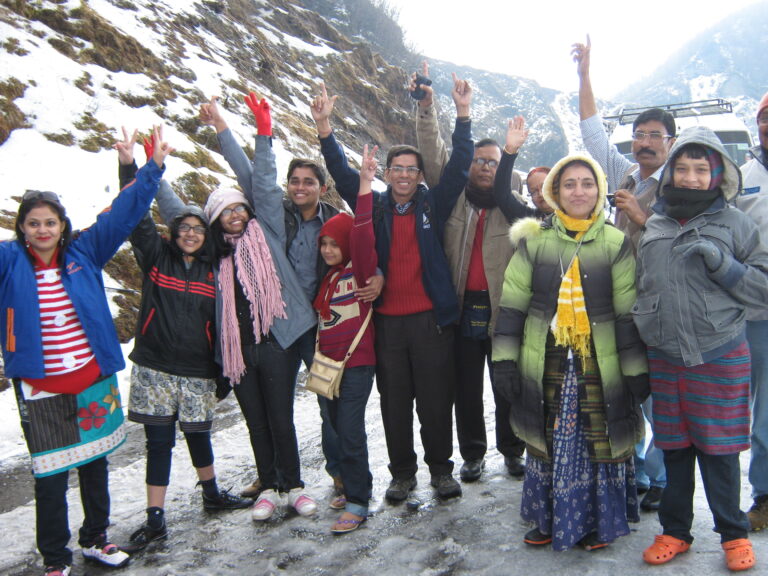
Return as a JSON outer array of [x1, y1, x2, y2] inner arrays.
[[504, 116, 529, 155], [571, 34, 591, 78], [451, 72, 471, 117], [199, 95, 228, 133], [244, 92, 272, 136], [409, 60, 433, 107], [114, 126, 138, 166], [310, 82, 338, 137], [150, 125, 174, 168], [359, 144, 379, 183]]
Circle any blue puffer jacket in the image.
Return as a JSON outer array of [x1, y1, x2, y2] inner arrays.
[[0, 160, 164, 378]]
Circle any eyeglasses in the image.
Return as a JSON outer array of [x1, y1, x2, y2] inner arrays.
[[632, 131, 672, 142], [220, 204, 248, 218], [387, 166, 421, 176], [472, 158, 499, 169], [758, 113, 768, 126], [23, 190, 60, 203], [178, 223, 206, 235]]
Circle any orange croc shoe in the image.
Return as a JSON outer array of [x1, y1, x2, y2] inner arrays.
[[722, 538, 755, 571], [643, 535, 691, 565]]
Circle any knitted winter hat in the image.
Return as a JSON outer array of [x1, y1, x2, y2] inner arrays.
[[319, 212, 353, 264], [204, 187, 251, 224], [706, 148, 724, 190], [757, 91, 768, 119]]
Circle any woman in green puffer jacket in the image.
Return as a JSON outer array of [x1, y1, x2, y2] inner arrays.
[[492, 154, 648, 552]]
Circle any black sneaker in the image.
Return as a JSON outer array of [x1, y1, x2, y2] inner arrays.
[[203, 488, 253, 511], [640, 485, 663, 511], [385, 476, 417, 502], [430, 474, 462, 499], [121, 522, 168, 553], [459, 459, 485, 482]]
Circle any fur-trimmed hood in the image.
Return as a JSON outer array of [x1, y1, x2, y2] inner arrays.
[[542, 154, 608, 219], [508, 216, 544, 247]]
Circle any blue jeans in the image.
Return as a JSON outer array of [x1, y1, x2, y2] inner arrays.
[[747, 319, 768, 499], [234, 338, 302, 491], [660, 446, 749, 543], [634, 397, 666, 488], [293, 328, 342, 478], [328, 365, 375, 517], [35, 456, 110, 567]]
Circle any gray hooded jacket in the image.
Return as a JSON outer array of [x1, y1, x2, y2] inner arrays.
[[632, 125, 768, 366]]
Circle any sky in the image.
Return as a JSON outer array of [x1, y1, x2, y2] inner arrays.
[[386, 0, 761, 98]]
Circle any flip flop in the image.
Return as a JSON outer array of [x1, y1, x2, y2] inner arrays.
[[331, 514, 366, 534]]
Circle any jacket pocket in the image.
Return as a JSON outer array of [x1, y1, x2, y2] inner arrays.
[[6, 308, 15, 352], [631, 294, 662, 347], [702, 289, 743, 331]]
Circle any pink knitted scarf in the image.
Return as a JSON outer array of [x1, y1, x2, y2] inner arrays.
[[219, 218, 286, 383]]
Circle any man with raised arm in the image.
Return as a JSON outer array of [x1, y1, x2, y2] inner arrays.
[[411, 64, 532, 482], [572, 35, 676, 251], [311, 77, 473, 502]]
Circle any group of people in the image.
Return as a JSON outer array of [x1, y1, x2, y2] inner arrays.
[[3, 37, 768, 576]]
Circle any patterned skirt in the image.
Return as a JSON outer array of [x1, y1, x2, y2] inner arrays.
[[521, 358, 639, 551], [649, 342, 751, 455], [14, 375, 126, 478]]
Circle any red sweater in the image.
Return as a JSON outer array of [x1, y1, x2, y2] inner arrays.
[[317, 192, 377, 367], [377, 211, 433, 316]]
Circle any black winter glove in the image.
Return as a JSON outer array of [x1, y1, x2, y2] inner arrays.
[[624, 373, 650, 404], [492, 360, 521, 404], [215, 374, 232, 401]]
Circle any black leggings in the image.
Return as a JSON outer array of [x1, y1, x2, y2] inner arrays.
[[144, 424, 214, 486]]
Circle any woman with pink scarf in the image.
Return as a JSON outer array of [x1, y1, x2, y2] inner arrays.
[[188, 95, 319, 521]]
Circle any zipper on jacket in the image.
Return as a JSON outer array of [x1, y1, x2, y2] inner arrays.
[[141, 307, 156, 335]]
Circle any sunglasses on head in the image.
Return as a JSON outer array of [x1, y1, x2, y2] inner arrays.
[[23, 190, 61, 203]]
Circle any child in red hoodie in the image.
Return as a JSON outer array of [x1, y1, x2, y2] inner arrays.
[[313, 145, 378, 533]]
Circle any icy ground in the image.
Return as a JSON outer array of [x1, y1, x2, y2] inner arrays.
[[1, 361, 765, 576]]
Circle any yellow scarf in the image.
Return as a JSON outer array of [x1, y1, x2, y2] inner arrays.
[[553, 209, 597, 359]]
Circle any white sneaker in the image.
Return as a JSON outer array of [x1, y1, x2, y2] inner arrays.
[[287, 487, 318, 517], [81, 540, 130, 568], [251, 489, 279, 521]]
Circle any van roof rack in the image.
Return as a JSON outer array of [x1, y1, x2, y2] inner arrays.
[[604, 99, 733, 125]]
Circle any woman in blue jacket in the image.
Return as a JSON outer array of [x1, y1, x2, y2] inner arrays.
[[1, 127, 171, 576]]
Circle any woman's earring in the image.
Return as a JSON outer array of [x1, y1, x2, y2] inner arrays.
[[60, 236, 64, 246], [24, 237, 29, 248]]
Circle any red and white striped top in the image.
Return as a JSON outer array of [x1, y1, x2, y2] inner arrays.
[[36, 265, 94, 376]]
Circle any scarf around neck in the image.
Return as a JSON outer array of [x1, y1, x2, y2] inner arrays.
[[465, 184, 497, 209], [314, 263, 347, 321], [662, 186, 721, 220], [219, 218, 286, 383], [552, 209, 596, 360]]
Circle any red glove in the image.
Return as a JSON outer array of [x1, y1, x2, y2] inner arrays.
[[142, 133, 155, 162], [244, 92, 272, 136]]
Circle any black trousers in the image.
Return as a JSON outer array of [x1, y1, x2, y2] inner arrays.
[[660, 446, 750, 543], [35, 456, 110, 567], [454, 334, 525, 461], [375, 311, 456, 478]]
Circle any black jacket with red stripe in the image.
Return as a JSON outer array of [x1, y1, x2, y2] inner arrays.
[[128, 213, 218, 378]]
